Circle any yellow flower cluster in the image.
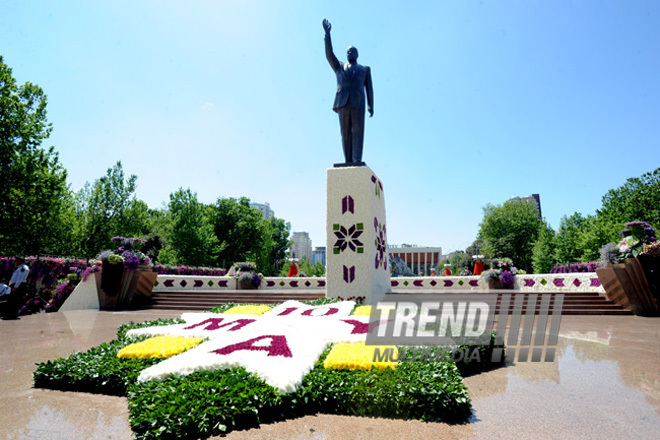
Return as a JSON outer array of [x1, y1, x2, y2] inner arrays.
[[223, 304, 272, 315], [117, 336, 203, 359], [352, 305, 372, 315], [323, 342, 398, 370]]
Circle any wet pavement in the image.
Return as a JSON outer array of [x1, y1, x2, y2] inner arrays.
[[1, 310, 659, 439]]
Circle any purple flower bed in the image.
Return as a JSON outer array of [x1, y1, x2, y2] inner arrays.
[[0, 256, 91, 288], [152, 264, 228, 276], [550, 261, 600, 273], [1, 256, 93, 316], [1, 256, 230, 315]]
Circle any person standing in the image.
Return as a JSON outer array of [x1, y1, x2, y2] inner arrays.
[[2, 256, 30, 320]]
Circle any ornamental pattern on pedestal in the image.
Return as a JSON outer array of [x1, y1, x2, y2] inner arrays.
[[374, 217, 388, 270], [371, 175, 383, 198], [333, 223, 364, 254], [341, 195, 355, 214], [343, 265, 356, 283]]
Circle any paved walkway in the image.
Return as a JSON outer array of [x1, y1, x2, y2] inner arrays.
[[1, 310, 659, 439]]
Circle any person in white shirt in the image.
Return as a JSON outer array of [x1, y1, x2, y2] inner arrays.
[[0, 279, 10, 317], [0, 280, 10, 296], [2, 257, 30, 320]]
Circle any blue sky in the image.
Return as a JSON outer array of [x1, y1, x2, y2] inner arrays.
[[2, 1, 659, 254]]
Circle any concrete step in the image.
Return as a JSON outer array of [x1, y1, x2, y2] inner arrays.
[[138, 290, 631, 315]]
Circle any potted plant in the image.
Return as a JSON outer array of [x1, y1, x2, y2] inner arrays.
[[232, 262, 262, 290], [95, 237, 154, 309], [481, 258, 517, 289]]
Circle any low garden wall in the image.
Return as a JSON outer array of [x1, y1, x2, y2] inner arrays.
[[152, 272, 604, 294], [152, 276, 238, 291], [391, 273, 603, 293]]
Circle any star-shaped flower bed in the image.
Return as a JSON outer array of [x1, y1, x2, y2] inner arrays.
[[33, 299, 501, 440]]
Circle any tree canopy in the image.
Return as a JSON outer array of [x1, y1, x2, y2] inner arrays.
[[0, 56, 69, 256], [478, 199, 543, 272]]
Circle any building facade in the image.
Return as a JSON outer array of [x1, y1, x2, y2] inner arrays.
[[312, 246, 326, 266], [291, 231, 313, 261], [388, 244, 443, 276], [249, 202, 274, 220]]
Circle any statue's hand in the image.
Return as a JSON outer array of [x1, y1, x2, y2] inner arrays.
[[368, 107, 374, 118], [323, 19, 331, 34]]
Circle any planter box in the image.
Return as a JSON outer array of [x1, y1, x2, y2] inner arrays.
[[596, 259, 659, 316], [486, 279, 514, 290], [638, 254, 660, 303], [237, 279, 258, 290], [95, 264, 156, 310]]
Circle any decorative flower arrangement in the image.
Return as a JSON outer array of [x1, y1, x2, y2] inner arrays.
[[33, 298, 501, 438], [618, 221, 657, 259], [44, 275, 79, 313], [124, 300, 367, 392], [323, 342, 398, 370], [223, 304, 272, 315], [1, 256, 93, 316], [641, 240, 660, 257], [336, 295, 366, 304], [352, 305, 372, 315], [231, 262, 262, 288], [118, 336, 203, 359], [550, 262, 600, 273], [481, 257, 517, 287], [152, 264, 227, 276], [97, 237, 150, 271]]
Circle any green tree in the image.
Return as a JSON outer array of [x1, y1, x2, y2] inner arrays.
[[576, 215, 620, 262], [45, 188, 84, 256], [532, 223, 557, 274], [76, 162, 148, 257], [210, 197, 265, 267], [297, 256, 326, 277], [478, 199, 544, 272], [255, 216, 292, 276], [167, 188, 218, 266], [554, 212, 586, 264], [572, 167, 660, 261], [142, 206, 172, 261], [599, 167, 660, 227], [0, 56, 70, 256]]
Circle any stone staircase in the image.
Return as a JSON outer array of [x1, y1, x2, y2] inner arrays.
[[398, 290, 631, 315], [138, 290, 326, 311], [496, 291, 630, 315], [138, 289, 630, 315]]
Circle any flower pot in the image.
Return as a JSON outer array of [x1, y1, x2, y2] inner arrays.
[[487, 279, 513, 290], [637, 254, 660, 303], [238, 279, 258, 290], [96, 265, 153, 310], [596, 265, 632, 311], [597, 259, 659, 316], [134, 264, 157, 298]]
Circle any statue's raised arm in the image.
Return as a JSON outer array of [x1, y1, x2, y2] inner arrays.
[[323, 19, 340, 72]]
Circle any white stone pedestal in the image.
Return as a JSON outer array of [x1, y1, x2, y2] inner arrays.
[[326, 166, 391, 304]]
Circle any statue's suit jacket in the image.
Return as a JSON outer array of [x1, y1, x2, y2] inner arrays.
[[325, 34, 374, 114]]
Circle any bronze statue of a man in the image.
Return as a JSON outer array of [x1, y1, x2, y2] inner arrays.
[[323, 19, 374, 166]]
